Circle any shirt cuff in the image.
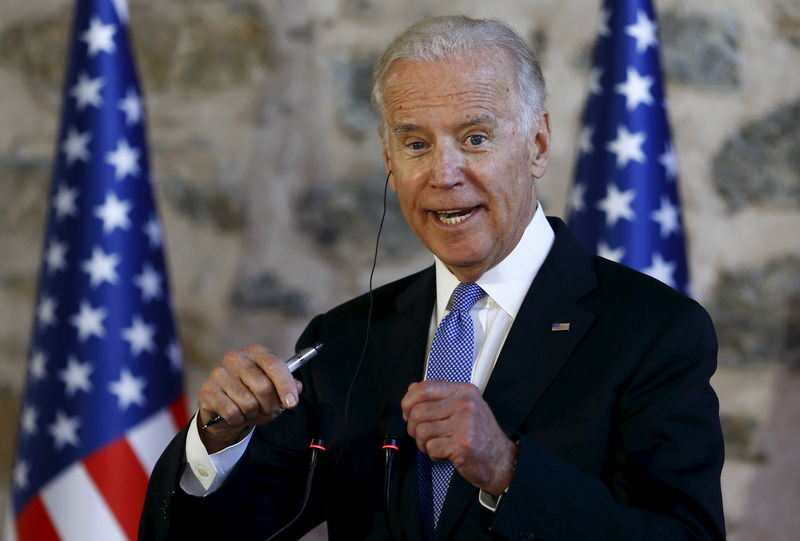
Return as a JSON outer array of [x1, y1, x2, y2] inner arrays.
[[179, 412, 255, 496], [479, 489, 503, 511]]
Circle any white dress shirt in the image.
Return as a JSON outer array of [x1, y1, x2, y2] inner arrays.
[[181, 204, 555, 502]]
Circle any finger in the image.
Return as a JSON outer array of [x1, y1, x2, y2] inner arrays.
[[421, 435, 456, 462], [234, 354, 282, 415], [222, 349, 281, 421], [401, 380, 465, 421], [245, 345, 301, 409], [199, 364, 252, 427], [405, 396, 457, 437], [401, 381, 448, 420], [409, 418, 453, 453]]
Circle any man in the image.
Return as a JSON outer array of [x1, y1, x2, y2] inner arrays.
[[140, 16, 725, 541]]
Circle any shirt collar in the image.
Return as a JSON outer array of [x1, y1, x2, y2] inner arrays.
[[433, 203, 555, 320]]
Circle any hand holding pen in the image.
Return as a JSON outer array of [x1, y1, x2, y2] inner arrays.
[[197, 343, 323, 453]]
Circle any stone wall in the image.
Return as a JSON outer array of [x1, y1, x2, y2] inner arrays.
[[1, 0, 799, 539]]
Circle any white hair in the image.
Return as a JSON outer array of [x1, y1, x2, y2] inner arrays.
[[371, 15, 547, 139]]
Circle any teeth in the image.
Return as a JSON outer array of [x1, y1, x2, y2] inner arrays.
[[436, 208, 475, 225]]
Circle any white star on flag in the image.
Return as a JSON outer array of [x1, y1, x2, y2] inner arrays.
[[659, 142, 678, 179], [53, 184, 80, 220], [81, 16, 116, 57], [45, 239, 69, 274], [569, 183, 586, 213], [61, 128, 92, 165], [167, 340, 182, 372], [70, 301, 107, 342], [82, 247, 120, 287], [144, 216, 163, 248], [108, 368, 147, 410], [135, 264, 163, 302], [626, 9, 658, 53], [106, 138, 141, 180], [122, 315, 156, 356], [119, 88, 143, 125], [21, 405, 38, 437], [606, 124, 646, 168], [59, 356, 94, 396], [615, 67, 654, 111], [48, 410, 81, 451], [70, 72, 104, 111], [598, 240, 626, 263], [94, 191, 132, 233], [643, 252, 677, 288], [651, 195, 680, 238], [37, 295, 58, 328], [29, 351, 47, 382], [597, 183, 636, 227], [13, 460, 29, 489], [579, 125, 594, 154]]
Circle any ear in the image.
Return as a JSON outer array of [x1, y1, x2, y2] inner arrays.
[[382, 146, 398, 192], [530, 112, 551, 179]]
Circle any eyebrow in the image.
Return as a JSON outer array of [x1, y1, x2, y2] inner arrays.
[[392, 123, 421, 135], [391, 115, 498, 135], [461, 114, 498, 130]]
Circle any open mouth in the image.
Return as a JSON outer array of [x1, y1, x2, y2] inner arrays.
[[435, 208, 477, 225]]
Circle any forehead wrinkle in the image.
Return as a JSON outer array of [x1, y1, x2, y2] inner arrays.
[[383, 57, 518, 133], [386, 90, 509, 129]]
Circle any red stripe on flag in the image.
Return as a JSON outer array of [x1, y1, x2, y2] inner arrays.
[[169, 393, 188, 428], [83, 437, 149, 540], [16, 495, 60, 541]]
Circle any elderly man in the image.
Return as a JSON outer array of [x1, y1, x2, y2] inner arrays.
[[140, 16, 725, 541]]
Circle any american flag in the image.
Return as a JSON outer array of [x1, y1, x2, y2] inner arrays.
[[5, 1, 186, 540], [567, 0, 691, 296]]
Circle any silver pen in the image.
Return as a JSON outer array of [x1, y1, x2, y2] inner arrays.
[[201, 342, 324, 430]]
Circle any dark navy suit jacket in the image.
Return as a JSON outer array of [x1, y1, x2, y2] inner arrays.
[[139, 218, 725, 540]]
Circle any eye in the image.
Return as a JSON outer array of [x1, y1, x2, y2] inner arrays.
[[467, 134, 487, 146], [409, 141, 426, 151]]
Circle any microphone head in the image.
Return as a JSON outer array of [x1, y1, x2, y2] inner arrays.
[[379, 402, 406, 440]]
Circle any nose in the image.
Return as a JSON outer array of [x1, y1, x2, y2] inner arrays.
[[429, 142, 464, 188]]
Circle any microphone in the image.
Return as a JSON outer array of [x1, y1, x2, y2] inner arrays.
[[379, 403, 405, 541], [264, 404, 333, 541], [379, 403, 405, 509]]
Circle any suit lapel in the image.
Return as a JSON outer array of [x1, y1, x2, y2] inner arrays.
[[435, 218, 598, 541], [368, 267, 435, 541]]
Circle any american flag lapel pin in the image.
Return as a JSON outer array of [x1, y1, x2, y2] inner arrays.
[[551, 322, 571, 332]]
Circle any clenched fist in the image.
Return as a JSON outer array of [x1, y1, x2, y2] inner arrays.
[[197, 344, 303, 453]]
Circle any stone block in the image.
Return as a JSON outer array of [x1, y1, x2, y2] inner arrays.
[[129, 0, 273, 95], [332, 55, 379, 142], [293, 174, 421, 261], [772, 0, 800, 48], [231, 271, 310, 317], [0, 8, 70, 100], [712, 98, 800, 212], [660, 9, 740, 90], [0, 152, 50, 236], [708, 256, 800, 369], [720, 413, 766, 463], [160, 167, 246, 233]]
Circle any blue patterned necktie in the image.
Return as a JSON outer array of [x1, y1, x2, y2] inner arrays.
[[418, 282, 485, 539]]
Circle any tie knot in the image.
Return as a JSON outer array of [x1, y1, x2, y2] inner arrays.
[[450, 283, 485, 313]]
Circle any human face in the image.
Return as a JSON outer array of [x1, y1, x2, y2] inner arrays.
[[381, 50, 551, 283]]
